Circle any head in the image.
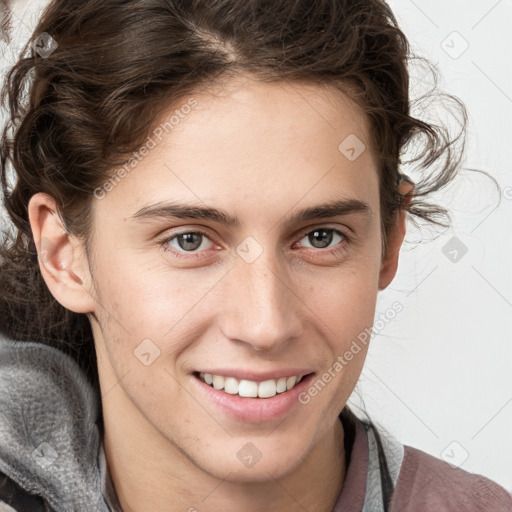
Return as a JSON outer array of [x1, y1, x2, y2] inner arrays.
[[1, 0, 465, 482]]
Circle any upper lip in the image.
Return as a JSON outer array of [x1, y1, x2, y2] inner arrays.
[[195, 368, 315, 382]]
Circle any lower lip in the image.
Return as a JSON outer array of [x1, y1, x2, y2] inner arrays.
[[191, 372, 315, 423]]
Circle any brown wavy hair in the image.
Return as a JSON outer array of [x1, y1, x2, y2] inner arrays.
[[1, 0, 468, 387]]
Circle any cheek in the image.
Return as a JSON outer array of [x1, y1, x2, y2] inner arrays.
[[94, 249, 205, 334], [92, 256, 222, 392], [304, 259, 379, 380], [308, 258, 381, 326]]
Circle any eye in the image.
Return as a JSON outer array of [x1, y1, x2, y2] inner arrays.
[[159, 230, 216, 257], [296, 227, 348, 253], [158, 226, 350, 260], [297, 227, 346, 250]]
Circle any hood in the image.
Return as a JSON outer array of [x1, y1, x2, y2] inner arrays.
[[0, 331, 109, 512]]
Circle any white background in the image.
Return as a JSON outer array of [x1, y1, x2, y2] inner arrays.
[[357, 0, 512, 492], [1, 0, 511, 492]]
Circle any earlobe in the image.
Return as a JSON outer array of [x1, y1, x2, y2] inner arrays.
[[27, 192, 95, 314]]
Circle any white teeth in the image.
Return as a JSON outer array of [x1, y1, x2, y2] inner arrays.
[[239, 379, 258, 397], [198, 372, 306, 398], [286, 376, 297, 389], [212, 374, 225, 390], [276, 377, 287, 393], [258, 379, 277, 398], [224, 377, 239, 395]]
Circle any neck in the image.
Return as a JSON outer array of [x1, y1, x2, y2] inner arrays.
[[102, 401, 346, 512]]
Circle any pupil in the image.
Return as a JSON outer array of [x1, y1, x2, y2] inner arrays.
[[178, 233, 202, 251], [309, 229, 332, 249]]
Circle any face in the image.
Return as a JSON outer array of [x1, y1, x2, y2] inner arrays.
[[30, 74, 405, 484]]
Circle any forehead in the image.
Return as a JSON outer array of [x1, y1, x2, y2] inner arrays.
[[93, 75, 380, 224]]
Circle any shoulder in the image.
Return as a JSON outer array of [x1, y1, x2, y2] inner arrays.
[[390, 444, 512, 512], [0, 470, 53, 512]]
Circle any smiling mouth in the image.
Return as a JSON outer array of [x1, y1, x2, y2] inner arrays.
[[193, 371, 314, 399]]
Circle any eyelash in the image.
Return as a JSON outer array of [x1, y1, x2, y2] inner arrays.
[[157, 226, 351, 261]]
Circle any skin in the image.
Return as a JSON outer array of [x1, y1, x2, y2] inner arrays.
[[28, 74, 413, 512]]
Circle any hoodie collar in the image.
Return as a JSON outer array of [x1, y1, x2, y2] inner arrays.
[[0, 334, 108, 511]]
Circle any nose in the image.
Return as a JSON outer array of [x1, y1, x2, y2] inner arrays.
[[219, 249, 304, 352]]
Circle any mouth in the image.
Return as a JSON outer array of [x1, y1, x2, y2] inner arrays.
[[193, 371, 310, 398], [191, 371, 316, 423]]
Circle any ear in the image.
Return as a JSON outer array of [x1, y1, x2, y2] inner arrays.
[[378, 180, 414, 290], [27, 192, 96, 313]]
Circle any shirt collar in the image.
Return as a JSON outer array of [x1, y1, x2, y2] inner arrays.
[[331, 407, 369, 511]]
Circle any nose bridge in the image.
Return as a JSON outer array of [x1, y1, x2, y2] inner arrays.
[[220, 244, 303, 350]]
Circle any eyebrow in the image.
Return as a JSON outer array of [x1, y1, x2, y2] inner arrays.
[[128, 198, 372, 226]]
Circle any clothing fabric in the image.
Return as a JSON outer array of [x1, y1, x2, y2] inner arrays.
[[333, 408, 512, 511], [0, 332, 511, 511]]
